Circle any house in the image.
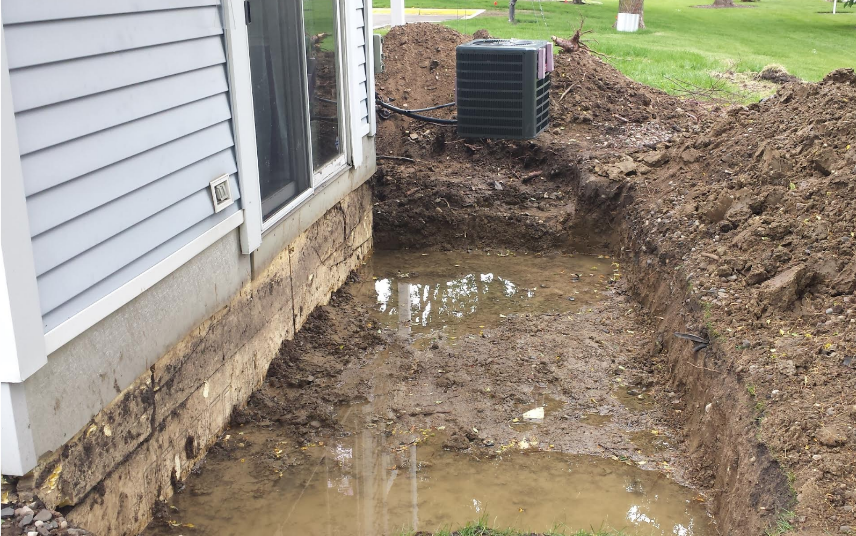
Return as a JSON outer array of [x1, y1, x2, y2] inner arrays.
[[0, 0, 376, 532]]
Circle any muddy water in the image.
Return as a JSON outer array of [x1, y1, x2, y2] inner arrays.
[[144, 251, 712, 536], [352, 251, 616, 338], [151, 422, 708, 536]]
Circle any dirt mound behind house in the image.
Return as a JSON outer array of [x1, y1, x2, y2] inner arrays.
[[375, 23, 706, 160]]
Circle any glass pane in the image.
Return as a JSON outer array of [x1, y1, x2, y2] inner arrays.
[[304, 0, 344, 171], [247, 0, 312, 220]]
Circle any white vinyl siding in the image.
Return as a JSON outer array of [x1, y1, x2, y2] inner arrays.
[[2, 3, 242, 333], [353, 0, 371, 132]]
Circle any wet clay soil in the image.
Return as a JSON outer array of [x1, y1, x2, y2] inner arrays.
[[142, 23, 855, 536], [145, 251, 712, 535]]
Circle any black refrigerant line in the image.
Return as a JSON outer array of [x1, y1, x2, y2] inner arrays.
[[375, 95, 458, 126]]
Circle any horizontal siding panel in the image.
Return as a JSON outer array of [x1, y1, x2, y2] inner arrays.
[[37, 176, 241, 315], [354, 47, 366, 67], [41, 204, 241, 332], [27, 122, 235, 237], [32, 150, 238, 275], [353, 28, 366, 47], [17, 65, 229, 155], [4, 7, 224, 69], [9, 37, 226, 113], [3, 0, 220, 24], [22, 93, 232, 196]]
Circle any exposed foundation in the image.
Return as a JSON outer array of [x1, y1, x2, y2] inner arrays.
[[24, 183, 373, 536]]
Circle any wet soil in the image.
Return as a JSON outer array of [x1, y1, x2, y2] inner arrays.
[[144, 251, 712, 535], [139, 23, 855, 536]]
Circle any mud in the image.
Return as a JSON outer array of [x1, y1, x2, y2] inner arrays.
[[137, 23, 854, 536], [143, 251, 712, 535]]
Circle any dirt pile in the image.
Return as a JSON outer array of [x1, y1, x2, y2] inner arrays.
[[375, 23, 706, 160], [620, 68, 856, 534]]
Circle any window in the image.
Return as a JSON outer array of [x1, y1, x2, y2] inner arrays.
[[246, 0, 346, 222]]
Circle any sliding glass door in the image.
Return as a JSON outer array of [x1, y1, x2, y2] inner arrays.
[[246, 0, 346, 223]]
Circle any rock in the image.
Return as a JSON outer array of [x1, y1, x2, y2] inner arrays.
[[1, 507, 14, 518], [522, 407, 545, 422], [19, 514, 34, 527], [759, 264, 810, 309], [741, 340, 752, 349], [746, 269, 769, 286], [37, 527, 49, 536], [812, 454, 823, 461], [16, 506, 33, 517], [840, 526, 852, 534], [817, 426, 847, 447], [492, 181, 503, 191], [775, 359, 796, 377], [680, 148, 700, 164], [308, 420, 321, 429], [642, 151, 669, 167], [34, 510, 52, 522]]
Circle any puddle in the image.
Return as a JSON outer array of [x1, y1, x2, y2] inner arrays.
[[613, 387, 655, 412], [580, 413, 614, 426], [147, 425, 710, 536], [353, 251, 615, 338], [143, 250, 712, 536], [630, 430, 674, 457]]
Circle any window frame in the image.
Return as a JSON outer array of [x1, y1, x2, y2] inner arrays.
[[226, 0, 361, 240]]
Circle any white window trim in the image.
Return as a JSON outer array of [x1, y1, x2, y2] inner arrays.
[[364, 0, 377, 137], [1, 26, 47, 383], [227, 0, 369, 239], [222, 0, 263, 255]]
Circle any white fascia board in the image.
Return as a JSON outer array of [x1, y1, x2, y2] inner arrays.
[[1, 382, 37, 476], [222, 0, 263, 255], [44, 211, 244, 354], [364, 0, 377, 137], [343, 0, 364, 166], [1, 26, 48, 383]]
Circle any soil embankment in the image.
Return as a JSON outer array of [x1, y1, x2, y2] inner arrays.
[[369, 23, 855, 535]]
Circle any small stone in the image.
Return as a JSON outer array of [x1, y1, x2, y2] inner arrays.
[[0, 507, 14, 518], [47, 521, 58, 530], [309, 420, 322, 429], [812, 454, 823, 461], [34, 510, 52, 522], [34, 520, 44, 528], [60, 520, 68, 529], [827, 308, 835, 314], [705, 403, 713, 413], [19, 514, 34, 527], [37, 527, 49, 536], [16, 506, 33, 517], [840, 526, 852, 534], [741, 340, 752, 349], [306, 376, 315, 383]]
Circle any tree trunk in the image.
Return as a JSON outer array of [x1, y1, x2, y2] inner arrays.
[[616, 0, 645, 28], [712, 0, 735, 6]]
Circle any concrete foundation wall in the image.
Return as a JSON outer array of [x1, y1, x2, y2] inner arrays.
[[20, 157, 373, 534]]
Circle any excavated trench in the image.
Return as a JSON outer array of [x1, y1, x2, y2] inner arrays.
[[140, 148, 788, 536]]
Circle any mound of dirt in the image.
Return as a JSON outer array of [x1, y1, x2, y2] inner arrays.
[[374, 23, 706, 160], [623, 67, 856, 534]]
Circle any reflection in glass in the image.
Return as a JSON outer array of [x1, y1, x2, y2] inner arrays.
[[304, 0, 344, 171], [247, 0, 312, 219]]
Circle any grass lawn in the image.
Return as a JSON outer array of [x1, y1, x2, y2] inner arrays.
[[374, 0, 856, 100]]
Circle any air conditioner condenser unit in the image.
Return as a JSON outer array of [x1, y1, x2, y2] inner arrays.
[[455, 39, 554, 140]]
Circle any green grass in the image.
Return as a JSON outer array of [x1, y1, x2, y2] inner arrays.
[[375, 0, 856, 100]]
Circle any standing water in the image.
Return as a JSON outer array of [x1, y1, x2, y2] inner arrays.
[[142, 251, 712, 536]]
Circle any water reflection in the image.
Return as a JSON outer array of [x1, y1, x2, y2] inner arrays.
[[152, 418, 710, 536], [357, 251, 615, 337]]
